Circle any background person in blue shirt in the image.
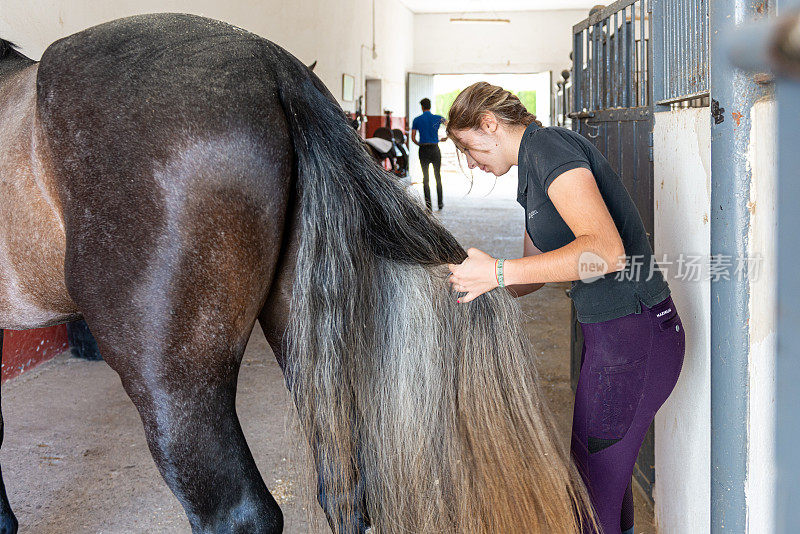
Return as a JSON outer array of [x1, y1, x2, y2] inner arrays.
[[411, 98, 446, 211]]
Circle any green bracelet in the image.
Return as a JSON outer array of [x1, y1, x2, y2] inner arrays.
[[496, 258, 506, 288]]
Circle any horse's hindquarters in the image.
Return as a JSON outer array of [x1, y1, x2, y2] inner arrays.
[[0, 64, 77, 330], [28, 16, 299, 528]]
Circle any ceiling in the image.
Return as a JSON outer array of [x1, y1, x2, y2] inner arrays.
[[396, 0, 601, 14]]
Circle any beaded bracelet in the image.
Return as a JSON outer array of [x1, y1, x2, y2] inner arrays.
[[495, 258, 506, 288]]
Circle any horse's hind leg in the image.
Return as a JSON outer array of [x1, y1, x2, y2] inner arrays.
[[66, 197, 287, 533], [0, 331, 18, 534], [101, 326, 282, 533], [77, 294, 282, 532]]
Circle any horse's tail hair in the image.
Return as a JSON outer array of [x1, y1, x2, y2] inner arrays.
[[0, 39, 32, 63], [272, 47, 597, 534]]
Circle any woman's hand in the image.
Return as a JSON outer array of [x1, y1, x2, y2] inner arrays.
[[447, 248, 498, 303]]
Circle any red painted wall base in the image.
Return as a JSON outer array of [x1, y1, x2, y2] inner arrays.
[[365, 115, 407, 139], [2, 326, 68, 383]]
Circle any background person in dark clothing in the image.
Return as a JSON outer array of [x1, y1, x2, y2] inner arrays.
[[411, 98, 446, 211]]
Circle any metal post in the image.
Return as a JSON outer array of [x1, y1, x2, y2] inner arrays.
[[773, 59, 800, 534], [774, 42, 800, 534], [709, 0, 767, 532], [729, 7, 800, 533]]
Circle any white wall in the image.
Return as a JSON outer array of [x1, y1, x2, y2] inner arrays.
[[0, 0, 414, 114], [745, 98, 777, 534], [0, 4, 587, 119], [653, 102, 779, 534], [412, 10, 583, 76], [411, 10, 583, 125], [653, 107, 712, 533]]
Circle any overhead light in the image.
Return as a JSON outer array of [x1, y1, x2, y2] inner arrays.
[[449, 17, 511, 24]]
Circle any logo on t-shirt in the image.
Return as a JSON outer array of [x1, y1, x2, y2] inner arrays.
[[528, 209, 539, 219]]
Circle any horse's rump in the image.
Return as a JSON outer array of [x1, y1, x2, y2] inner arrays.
[[32, 14, 296, 339]]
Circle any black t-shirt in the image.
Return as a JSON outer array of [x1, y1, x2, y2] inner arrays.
[[517, 123, 670, 323]]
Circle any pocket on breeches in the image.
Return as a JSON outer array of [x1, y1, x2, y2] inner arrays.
[[588, 355, 647, 450]]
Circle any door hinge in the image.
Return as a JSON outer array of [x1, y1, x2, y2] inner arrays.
[[648, 131, 654, 162]]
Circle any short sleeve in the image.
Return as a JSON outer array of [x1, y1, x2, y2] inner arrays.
[[411, 116, 420, 130], [523, 129, 591, 194]]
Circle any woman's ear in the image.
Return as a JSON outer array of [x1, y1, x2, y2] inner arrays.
[[480, 111, 499, 134]]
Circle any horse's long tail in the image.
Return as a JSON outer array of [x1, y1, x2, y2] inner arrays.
[[273, 48, 596, 534]]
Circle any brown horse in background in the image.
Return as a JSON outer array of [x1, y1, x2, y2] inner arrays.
[[0, 13, 594, 534]]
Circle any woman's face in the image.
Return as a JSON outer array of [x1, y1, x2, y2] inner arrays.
[[450, 122, 514, 177]]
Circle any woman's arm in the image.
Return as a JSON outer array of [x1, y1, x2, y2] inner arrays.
[[505, 230, 545, 298], [505, 167, 626, 284], [448, 167, 626, 303]]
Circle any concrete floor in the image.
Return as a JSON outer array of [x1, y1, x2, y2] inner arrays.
[[1, 162, 656, 533]]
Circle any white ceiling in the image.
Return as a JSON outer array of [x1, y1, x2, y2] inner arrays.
[[396, 0, 601, 14]]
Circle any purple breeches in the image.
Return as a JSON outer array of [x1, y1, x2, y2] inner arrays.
[[571, 296, 685, 534]]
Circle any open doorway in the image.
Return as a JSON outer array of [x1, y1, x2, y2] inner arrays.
[[407, 72, 552, 204], [433, 72, 552, 127]]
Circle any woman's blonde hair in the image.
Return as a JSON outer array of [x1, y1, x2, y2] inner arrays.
[[446, 81, 542, 150]]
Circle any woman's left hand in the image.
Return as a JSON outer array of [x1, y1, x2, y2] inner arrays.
[[447, 248, 498, 303]]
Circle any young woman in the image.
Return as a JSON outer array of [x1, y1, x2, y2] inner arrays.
[[445, 82, 685, 534]]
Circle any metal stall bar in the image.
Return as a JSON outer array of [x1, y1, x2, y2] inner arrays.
[[662, 0, 668, 102], [696, 0, 708, 93], [636, 0, 640, 106], [681, 0, 687, 97], [614, 10, 620, 108], [623, 6, 630, 107], [727, 8, 800, 533], [573, 31, 583, 113], [670, 0, 676, 98], [687, 3, 699, 93], [674, 0, 680, 96], [650, 0, 666, 110], [641, 0, 647, 106], [652, 0, 710, 105], [627, 4, 633, 108], [603, 17, 607, 109], [709, 0, 770, 531], [594, 20, 600, 110], [621, 7, 626, 107], [573, 0, 654, 113]]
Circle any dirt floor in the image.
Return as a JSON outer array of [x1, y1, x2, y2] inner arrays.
[[1, 160, 656, 533]]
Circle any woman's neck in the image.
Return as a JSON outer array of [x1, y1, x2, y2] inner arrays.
[[508, 124, 528, 166]]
